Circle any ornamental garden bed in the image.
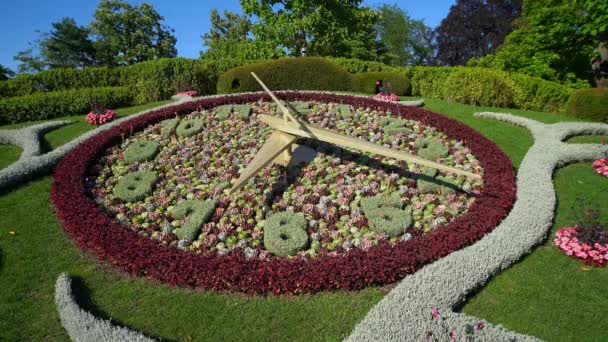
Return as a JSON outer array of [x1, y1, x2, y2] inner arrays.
[[51, 92, 515, 294]]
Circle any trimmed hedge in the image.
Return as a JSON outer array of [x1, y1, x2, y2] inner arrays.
[[351, 72, 411, 95], [0, 87, 133, 124], [329, 57, 398, 73], [216, 57, 351, 94], [566, 88, 608, 123]]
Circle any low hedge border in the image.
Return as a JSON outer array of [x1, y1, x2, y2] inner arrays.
[[0, 86, 134, 124], [347, 113, 608, 341], [50, 91, 516, 294], [0, 95, 192, 193], [55, 272, 154, 342]]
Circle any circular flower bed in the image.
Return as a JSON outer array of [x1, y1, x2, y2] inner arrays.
[[593, 157, 608, 177], [555, 226, 608, 267], [51, 92, 516, 294]]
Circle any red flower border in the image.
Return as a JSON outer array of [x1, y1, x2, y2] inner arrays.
[[51, 92, 516, 294]]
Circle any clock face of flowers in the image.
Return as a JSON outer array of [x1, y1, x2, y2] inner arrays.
[[86, 100, 484, 260]]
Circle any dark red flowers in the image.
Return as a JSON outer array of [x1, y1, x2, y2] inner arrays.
[[51, 92, 516, 294]]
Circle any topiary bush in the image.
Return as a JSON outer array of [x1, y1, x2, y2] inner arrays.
[[171, 199, 217, 243], [113, 171, 158, 202], [380, 117, 412, 136], [123, 141, 160, 163], [160, 118, 180, 136], [234, 104, 252, 119], [176, 118, 205, 137], [263, 212, 308, 257], [442, 68, 515, 107], [360, 193, 411, 237], [565, 88, 608, 123], [0, 87, 133, 124], [217, 57, 351, 94], [215, 105, 232, 120], [414, 138, 449, 161], [351, 71, 411, 95], [333, 104, 353, 118]]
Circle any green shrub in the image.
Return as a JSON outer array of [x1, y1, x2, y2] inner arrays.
[[160, 118, 180, 136], [442, 68, 515, 107], [263, 212, 308, 257], [351, 72, 411, 95], [171, 199, 217, 243], [410, 66, 454, 99], [113, 171, 158, 202], [123, 141, 160, 163], [176, 118, 205, 137], [509, 73, 573, 112], [0, 87, 133, 124], [217, 57, 351, 94], [565, 88, 608, 123], [328, 57, 397, 73], [215, 105, 232, 120]]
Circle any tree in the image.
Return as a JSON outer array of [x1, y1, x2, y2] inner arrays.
[[468, 0, 598, 86], [435, 0, 522, 66], [0, 64, 15, 80], [13, 48, 46, 74], [374, 4, 435, 66], [200, 9, 280, 61], [91, 0, 177, 66], [239, 0, 380, 59], [39, 17, 96, 68], [578, 0, 608, 87]]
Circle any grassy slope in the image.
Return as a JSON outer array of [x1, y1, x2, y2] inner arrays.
[[0, 96, 607, 341]]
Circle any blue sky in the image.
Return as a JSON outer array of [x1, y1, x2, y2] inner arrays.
[[0, 0, 455, 71]]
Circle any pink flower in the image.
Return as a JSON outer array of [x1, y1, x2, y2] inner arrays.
[[449, 330, 457, 340], [431, 306, 440, 320], [475, 320, 484, 330]]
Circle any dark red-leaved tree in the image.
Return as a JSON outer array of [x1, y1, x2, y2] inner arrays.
[[435, 0, 522, 66]]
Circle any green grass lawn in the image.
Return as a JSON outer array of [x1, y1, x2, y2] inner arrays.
[[0, 95, 607, 341]]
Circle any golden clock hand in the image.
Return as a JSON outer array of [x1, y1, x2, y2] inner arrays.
[[250, 72, 303, 127], [228, 130, 298, 194], [260, 114, 481, 180]]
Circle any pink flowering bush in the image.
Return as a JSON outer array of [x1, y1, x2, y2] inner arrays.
[[85, 109, 117, 125], [176, 90, 198, 97], [555, 226, 608, 267], [373, 93, 400, 102], [593, 157, 608, 177]]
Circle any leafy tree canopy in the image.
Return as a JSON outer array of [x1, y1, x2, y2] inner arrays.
[[375, 4, 435, 66], [239, 0, 380, 59], [200, 9, 282, 61], [435, 0, 522, 66], [0, 64, 15, 80], [40, 17, 96, 69], [91, 0, 177, 66], [468, 0, 604, 86]]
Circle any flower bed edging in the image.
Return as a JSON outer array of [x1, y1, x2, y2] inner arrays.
[[51, 92, 516, 294], [346, 113, 608, 341], [55, 273, 154, 342]]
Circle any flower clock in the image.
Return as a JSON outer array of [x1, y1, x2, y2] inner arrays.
[[51, 76, 516, 294]]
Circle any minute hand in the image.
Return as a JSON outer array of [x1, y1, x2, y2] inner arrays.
[[260, 114, 481, 179]]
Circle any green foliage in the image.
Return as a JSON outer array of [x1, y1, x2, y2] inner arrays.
[[240, 0, 380, 59], [333, 104, 353, 118], [415, 138, 449, 161], [360, 192, 402, 213], [176, 118, 205, 137], [380, 117, 412, 137], [443, 68, 516, 107], [160, 117, 179, 136], [329, 57, 397, 73], [201, 9, 280, 61], [113, 171, 158, 202], [566, 88, 608, 122], [467, 0, 594, 86], [217, 57, 351, 94], [91, 0, 176, 66], [0, 64, 14, 81], [351, 71, 411, 95], [409, 66, 573, 112], [123, 140, 160, 163], [39, 17, 96, 69], [171, 200, 217, 243], [263, 212, 308, 257], [0, 87, 133, 124], [374, 4, 435, 66]]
